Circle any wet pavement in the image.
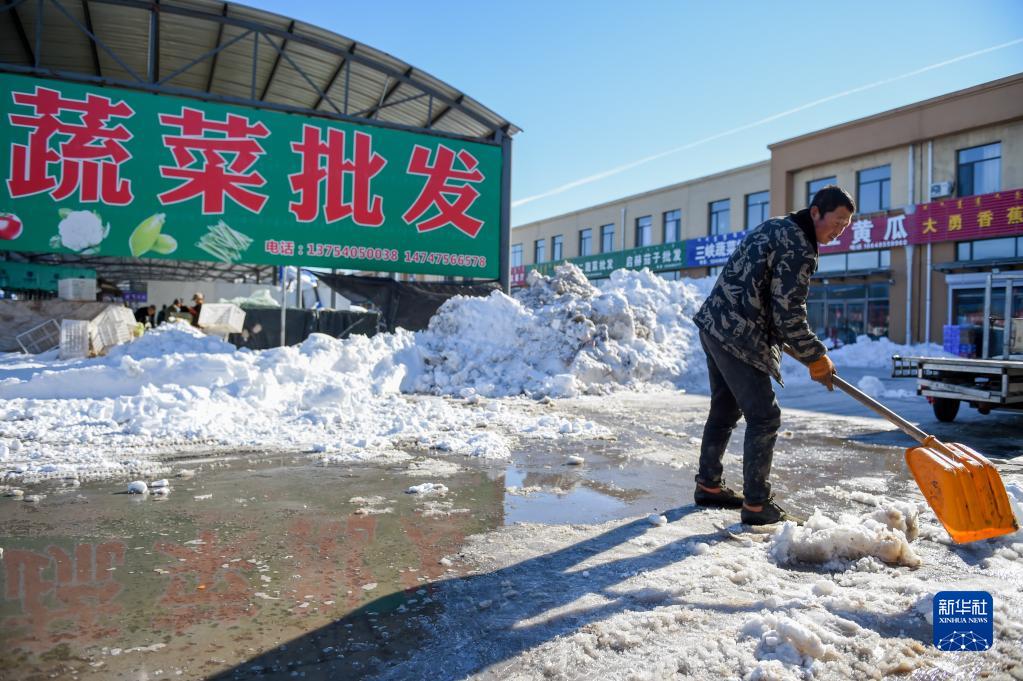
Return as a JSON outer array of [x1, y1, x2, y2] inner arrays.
[[0, 430, 686, 680], [1, 374, 1019, 680]]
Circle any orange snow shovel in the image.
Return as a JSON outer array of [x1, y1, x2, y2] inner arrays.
[[783, 346, 1018, 544]]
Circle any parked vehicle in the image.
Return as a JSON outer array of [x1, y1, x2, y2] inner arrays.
[[892, 272, 1023, 422]]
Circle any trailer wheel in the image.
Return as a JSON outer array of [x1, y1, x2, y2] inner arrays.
[[933, 398, 960, 422]]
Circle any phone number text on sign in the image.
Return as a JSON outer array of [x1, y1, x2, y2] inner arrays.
[[404, 251, 488, 268]]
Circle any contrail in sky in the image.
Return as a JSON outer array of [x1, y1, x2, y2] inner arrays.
[[512, 38, 1023, 209]]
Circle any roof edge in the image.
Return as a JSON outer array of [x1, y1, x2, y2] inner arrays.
[[769, 72, 1023, 150], [513, 158, 769, 229]]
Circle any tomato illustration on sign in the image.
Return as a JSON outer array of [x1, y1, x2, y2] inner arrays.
[[0, 213, 23, 240]]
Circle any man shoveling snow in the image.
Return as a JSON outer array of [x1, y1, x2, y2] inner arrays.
[[692, 185, 855, 525]]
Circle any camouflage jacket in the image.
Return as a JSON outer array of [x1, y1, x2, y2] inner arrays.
[[693, 210, 827, 384]]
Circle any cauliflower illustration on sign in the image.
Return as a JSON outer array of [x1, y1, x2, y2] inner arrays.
[[50, 209, 111, 254]]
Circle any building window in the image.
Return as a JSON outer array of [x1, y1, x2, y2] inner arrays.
[[635, 215, 652, 247], [816, 249, 891, 273], [806, 282, 891, 346], [663, 209, 681, 243], [600, 223, 615, 253], [511, 243, 523, 267], [551, 235, 563, 261], [956, 236, 1020, 261], [578, 228, 593, 256], [534, 238, 545, 263], [745, 191, 769, 229], [957, 142, 1001, 197], [807, 176, 836, 207], [709, 199, 730, 236], [857, 165, 890, 213]]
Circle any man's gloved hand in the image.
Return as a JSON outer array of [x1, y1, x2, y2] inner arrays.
[[808, 355, 837, 391]]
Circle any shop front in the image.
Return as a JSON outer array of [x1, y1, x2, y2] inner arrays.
[[910, 188, 1023, 357]]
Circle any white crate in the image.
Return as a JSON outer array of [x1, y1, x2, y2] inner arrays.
[[58, 278, 97, 301], [90, 306, 136, 355], [59, 319, 90, 359], [198, 303, 246, 334], [16, 319, 61, 354]]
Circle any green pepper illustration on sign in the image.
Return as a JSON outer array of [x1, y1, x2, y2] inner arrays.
[[129, 213, 177, 257]]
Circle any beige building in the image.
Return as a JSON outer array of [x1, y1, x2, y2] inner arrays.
[[512, 160, 769, 279], [770, 73, 1023, 349], [515, 73, 1023, 355]]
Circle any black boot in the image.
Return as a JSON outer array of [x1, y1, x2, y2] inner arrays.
[[694, 482, 745, 509], [740, 498, 794, 525]]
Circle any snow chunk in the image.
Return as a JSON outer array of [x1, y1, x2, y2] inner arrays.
[[741, 612, 831, 661], [769, 506, 922, 567], [127, 481, 148, 495], [406, 483, 448, 496]]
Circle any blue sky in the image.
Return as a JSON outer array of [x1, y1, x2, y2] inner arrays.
[[241, 1, 1023, 227]]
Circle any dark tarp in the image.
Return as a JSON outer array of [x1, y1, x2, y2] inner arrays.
[[228, 308, 379, 350], [313, 272, 501, 332]]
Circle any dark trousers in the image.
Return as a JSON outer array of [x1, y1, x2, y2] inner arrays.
[[697, 331, 781, 505]]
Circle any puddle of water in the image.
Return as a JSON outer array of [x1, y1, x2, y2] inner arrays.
[[0, 435, 689, 680], [504, 464, 629, 525], [0, 456, 503, 680]]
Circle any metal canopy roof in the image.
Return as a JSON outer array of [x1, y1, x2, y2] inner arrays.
[[0, 0, 520, 141], [0, 0, 518, 286]]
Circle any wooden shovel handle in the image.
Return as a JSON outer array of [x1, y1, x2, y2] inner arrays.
[[782, 344, 930, 445]]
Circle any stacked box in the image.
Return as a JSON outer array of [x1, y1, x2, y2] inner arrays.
[[59, 319, 90, 359], [943, 324, 981, 358], [942, 325, 959, 354]]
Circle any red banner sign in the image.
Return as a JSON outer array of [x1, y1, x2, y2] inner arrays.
[[906, 189, 1023, 244], [510, 264, 526, 287], [819, 212, 908, 254]]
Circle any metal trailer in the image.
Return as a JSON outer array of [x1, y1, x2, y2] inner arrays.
[[892, 272, 1023, 422]]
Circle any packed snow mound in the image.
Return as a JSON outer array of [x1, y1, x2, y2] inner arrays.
[[105, 323, 238, 360], [856, 375, 917, 400], [0, 326, 609, 483], [769, 502, 922, 567], [404, 263, 711, 398]]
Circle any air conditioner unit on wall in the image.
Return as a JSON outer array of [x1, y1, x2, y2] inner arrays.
[[930, 181, 953, 199]]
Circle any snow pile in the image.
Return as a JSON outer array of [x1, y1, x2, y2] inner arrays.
[[782, 335, 952, 385], [0, 264, 957, 483], [0, 324, 604, 483], [855, 375, 917, 400], [404, 264, 711, 398], [769, 503, 922, 568]]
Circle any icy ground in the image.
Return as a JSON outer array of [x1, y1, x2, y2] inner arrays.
[[372, 497, 1023, 681], [0, 264, 950, 485]]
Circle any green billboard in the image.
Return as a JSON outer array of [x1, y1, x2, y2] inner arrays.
[[0, 73, 503, 278], [527, 242, 686, 279]]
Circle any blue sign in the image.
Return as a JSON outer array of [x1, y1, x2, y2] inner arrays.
[[686, 231, 747, 267], [933, 590, 993, 651]]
